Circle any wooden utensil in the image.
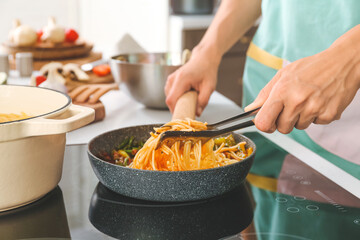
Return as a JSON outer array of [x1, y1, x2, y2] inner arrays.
[[69, 83, 119, 104], [68, 83, 118, 122]]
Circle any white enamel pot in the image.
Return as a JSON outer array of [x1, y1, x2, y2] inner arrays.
[[0, 85, 94, 212]]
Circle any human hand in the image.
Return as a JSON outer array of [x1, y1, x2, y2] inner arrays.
[[245, 45, 360, 134], [165, 48, 220, 116]]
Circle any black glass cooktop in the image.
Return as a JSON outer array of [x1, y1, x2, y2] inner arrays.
[[0, 132, 359, 240]]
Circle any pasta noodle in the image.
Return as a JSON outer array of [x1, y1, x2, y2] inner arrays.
[[129, 119, 253, 171], [0, 112, 32, 123]]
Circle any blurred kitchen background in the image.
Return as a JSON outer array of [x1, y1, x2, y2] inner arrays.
[[0, 0, 258, 106]]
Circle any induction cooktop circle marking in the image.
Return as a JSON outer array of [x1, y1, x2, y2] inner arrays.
[[287, 207, 300, 213], [306, 205, 319, 211], [300, 180, 311, 185], [354, 219, 360, 225], [275, 197, 288, 203], [294, 196, 306, 201], [285, 170, 297, 175], [293, 175, 304, 180]]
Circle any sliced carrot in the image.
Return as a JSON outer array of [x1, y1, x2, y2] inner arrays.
[[93, 64, 111, 76]]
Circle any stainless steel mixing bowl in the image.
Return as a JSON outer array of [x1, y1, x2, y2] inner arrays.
[[110, 52, 183, 109]]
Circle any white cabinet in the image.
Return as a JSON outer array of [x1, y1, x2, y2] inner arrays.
[[168, 15, 215, 53]]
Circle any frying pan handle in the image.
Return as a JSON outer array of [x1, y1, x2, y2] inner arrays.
[[172, 91, 198, 120], [18, 104, 94, 139]]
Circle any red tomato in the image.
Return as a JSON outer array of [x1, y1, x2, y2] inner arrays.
[[65, 28, 79, 42], [36, 75, 47, 86], [37, 30, 43, 42], [93, 64, 111, 76], [132, 149, 138, 155]]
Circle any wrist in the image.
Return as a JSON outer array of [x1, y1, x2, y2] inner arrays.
[[192, 43, 223, 66], [328, 25, 360, 64], [327, 45, 360, 89], [327, 25, 360, 87]]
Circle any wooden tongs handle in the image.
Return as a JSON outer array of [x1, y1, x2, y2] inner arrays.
[[172, 91, 198, 120], [171, 49, 198, 120]]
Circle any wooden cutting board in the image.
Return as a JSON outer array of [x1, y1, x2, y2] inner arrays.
[[73, 101, 105, 123], [2, 40, 93, 60]]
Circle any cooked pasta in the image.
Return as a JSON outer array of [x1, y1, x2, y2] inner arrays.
[[0, 112, 32, 123], [129, 119, 253, 171]]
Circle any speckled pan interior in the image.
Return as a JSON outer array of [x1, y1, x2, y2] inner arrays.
[[88, 124, 256, 202]]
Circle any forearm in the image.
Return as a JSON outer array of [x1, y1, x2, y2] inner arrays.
[[194, 0, 262, 62], [328, 24, 360, 89]]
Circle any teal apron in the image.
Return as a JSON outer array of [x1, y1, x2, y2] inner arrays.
[[242, 0, 360, 179]]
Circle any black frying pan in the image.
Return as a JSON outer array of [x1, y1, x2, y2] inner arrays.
[[87, 123, 255, 202], [88, 91, 256, 202]]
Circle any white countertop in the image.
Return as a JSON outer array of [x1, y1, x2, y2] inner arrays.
[[66, 89, 243, 145]]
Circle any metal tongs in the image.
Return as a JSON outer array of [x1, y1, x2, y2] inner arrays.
[[156, 107, 260, 149]]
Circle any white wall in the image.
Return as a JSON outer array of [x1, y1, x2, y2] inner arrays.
[[0, 0, 170, 58], [78, 0, 169, 57], [0, 0, 79, 43]]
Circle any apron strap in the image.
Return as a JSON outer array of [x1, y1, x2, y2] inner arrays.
[[247, 42, 291, 70]]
